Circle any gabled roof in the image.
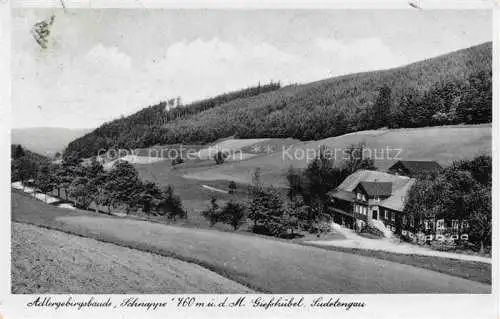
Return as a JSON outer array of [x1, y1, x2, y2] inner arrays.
[[331, 189, 354, 202], [357, 181, 392, 197], [389, 160, 442, 175], [329, 170, 415, 212]]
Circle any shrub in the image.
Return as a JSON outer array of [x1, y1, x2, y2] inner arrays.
[[214, 151, 228, 165], [228, 181, 237, 194], [221, 201, 246, 230], [201, 197, 222, 227]]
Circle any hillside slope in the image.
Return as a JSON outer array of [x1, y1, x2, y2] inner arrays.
[[12, 222, 252, 293], [11, 192, 491, 293], [66, 42, 492, 158], [12, 127, 91, 156], [183, 124, 492, 186]]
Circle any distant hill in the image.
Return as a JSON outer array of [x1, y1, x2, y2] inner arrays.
[[66, 42, 492, 158], [12, 127, 92, 157]]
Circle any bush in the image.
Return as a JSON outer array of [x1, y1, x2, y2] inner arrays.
[[201, 197, 222, 227], [220, 201, 246, 230], [214, 151, 228, 165], [171, 156, 184, 166], [228, 181, 237, 194], [158, 186, 186, 221]]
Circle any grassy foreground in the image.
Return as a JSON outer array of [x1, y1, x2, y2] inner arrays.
[[12, 191, 490, 293], [12, 222, 251, 294]]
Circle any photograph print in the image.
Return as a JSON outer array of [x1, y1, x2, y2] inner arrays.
[[10, 7, 493, 294]]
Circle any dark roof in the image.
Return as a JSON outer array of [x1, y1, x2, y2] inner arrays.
[[357, 181, 392, 197], [328, 170, 415, 211], [389, 160, 442, 175], [330, 189, 354, 202]]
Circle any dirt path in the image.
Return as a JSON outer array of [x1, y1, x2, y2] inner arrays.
[[310, 224, 491, 264], [12, 222, 252, 294]]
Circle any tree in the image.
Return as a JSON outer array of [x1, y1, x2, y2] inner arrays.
[[404, 156, 492, 251], [158, 185, 186, 221], [89, 168, 110, 213], [171, 155, 184, 167], [371, 85, 392, 128], [12, 145, 25, 159], [467, 186, 491, 253], [34, 164, 56, 202], [248, 185, 285, 236], [202, 197, 221, 227], [301, 145, 343, 223], [137, 181, 162, 215], [228, 181, 237, 194], [54, 165, 74, 200], [451, 155, 491, 187], [220, 201, 246, 230], [214, 150, 228, 165], [105, 160, 143, 214], [342, 143, 376, 175], [85, 157, 105, 180], [286, 166, 302, 200], [11, 156, 38, 188], [62, 151, 82, 167], [68, 177, 95, 209], [457, 71, 492, 124]]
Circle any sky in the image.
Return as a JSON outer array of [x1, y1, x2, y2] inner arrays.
[[11, 9, 492, 129]]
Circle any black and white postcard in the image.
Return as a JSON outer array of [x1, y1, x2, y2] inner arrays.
[[1, 1, 498, 318]]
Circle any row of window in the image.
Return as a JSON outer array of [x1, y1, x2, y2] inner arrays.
[[354, 204, 368, 215], [355, 192, 367, 201], [383, 210, 395, 222], [401, 217, 469, 230], [355, 192, 382, 202]]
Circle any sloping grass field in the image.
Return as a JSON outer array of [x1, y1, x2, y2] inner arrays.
[[12, 191, 491, 293], [183, 124, 492, 186], [12, 222, 252, 294]]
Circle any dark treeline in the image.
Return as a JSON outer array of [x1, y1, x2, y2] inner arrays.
[[12, 145, 186, 220], [65, 43, 491, 160], [65, 82, 281, 158]]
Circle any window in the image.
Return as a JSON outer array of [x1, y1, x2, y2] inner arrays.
[[362, 194, 367, 201], [402, 215, 407, 225], [384, 210, 388, 219], [461, 220, 469, 230], [436, 219, 445, 230], [391, 211, 395, 222], [410, 216, 414, 227], [357, 193, 361, 200], [425, 219, 435, 230]]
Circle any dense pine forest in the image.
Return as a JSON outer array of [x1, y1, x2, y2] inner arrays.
[[65, 42, 492, 159]]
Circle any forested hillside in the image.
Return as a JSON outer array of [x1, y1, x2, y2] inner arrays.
[[11, 144, 50, 183], [66, 42, 492, 159]]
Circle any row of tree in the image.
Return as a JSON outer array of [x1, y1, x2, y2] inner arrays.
[[403, 155, 492, 252], [12, 145, 186, 220]]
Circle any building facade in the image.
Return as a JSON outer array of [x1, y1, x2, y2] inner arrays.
[[329, 170, 414, 233], [329, 168, 470, 242]]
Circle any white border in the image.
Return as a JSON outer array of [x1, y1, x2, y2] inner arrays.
[[1, 1, 499, 319]]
